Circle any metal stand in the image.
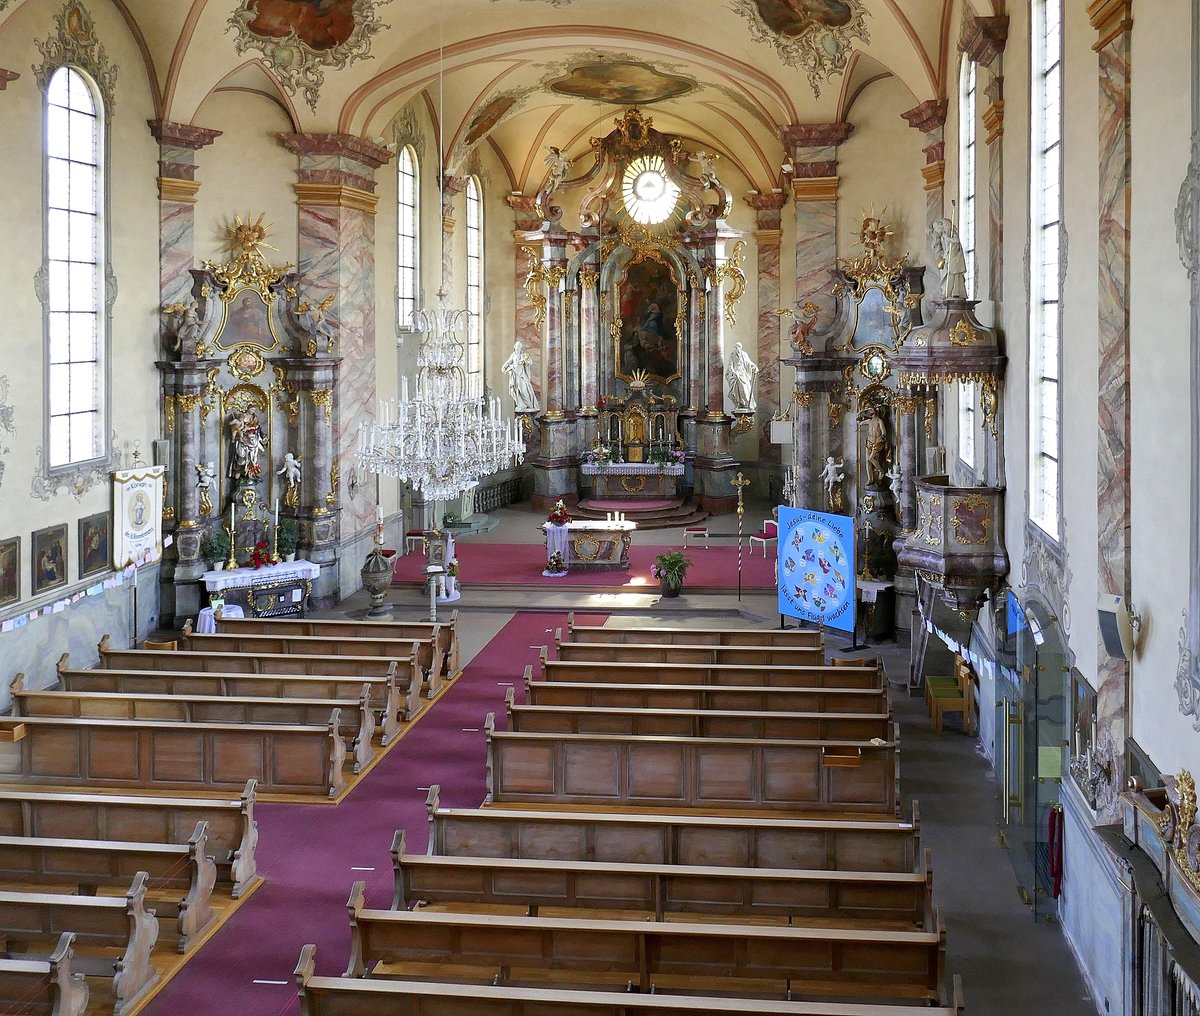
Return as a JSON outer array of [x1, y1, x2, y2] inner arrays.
[[841, 594, 872, 654]]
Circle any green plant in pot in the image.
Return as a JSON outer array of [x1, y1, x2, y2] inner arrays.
[[651, 550, 691, 597], [277, 517, 299, 562], [199, 526, 231, 570]]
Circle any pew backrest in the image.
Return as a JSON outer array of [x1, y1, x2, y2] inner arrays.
[[565, 614, 824, 649], [0, 932, 88, 1016], [539, 654, 883, 690], [554, 638, 825, 667]]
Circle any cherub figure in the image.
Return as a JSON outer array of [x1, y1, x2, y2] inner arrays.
[[789, 300, 820, 355], [163, 298, 201, 354], [277, 452, 302, 508], [296, 294, 336, 352], [543, 146, 572, 193], [819, 455, 845, 509], [195, 460, 216, 517], [689, 150, 721, 189]]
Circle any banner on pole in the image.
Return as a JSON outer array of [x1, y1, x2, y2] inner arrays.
[[777, 506, 856, 634]]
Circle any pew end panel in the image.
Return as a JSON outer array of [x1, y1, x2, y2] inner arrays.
[[177, 821, 218, 951], [112, 870, 161, 1016], [344, 880, 368, 978], [0, 932, 89, 1016], [483, 713, 496, 804]]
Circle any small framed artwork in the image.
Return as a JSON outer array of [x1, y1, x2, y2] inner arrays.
[[0, 536, 19, 607], [31, 524, 68, 596], [79, 511, 111, 579]]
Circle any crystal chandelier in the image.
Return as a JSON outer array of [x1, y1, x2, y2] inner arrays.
[[357, 290, 524, 502]]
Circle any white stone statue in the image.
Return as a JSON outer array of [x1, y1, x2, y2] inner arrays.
[[819, 456, 845, 505], [886, 461, 903, 493], [163, 298, 201, 353], [930, 217, 968, 299], [297, 293, 335, 351], [689, 150, 721, 189], [543, 146, 571, 194], [501, 339, 540, 412], [195, 460, 216, 517], [277, 452, 302, 508], [726, 342, 759, 412]]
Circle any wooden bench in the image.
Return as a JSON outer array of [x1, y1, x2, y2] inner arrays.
[[566, 614, 824, 649], [16, 673, 377, 774], [180, 626, 444, 699], [505, 688, 891, 741], [296, 945, 966, 1016], [392, 829, 932, 925], [425, 785, 920, 872], [539, 654, 883, 690], [0, 820, 216, 951], [0, 932, 88, 1016], [554, 638, 826, 668], [0, 871, 158, 1016], [343, 883, 945, 1002], [216, 612, 461, 683], [525, 673, 888, 714], [0, 781, 259, 896], [82, 646, 414, 735], [484, 716, 900, 815], [0, 711, 347, 799]]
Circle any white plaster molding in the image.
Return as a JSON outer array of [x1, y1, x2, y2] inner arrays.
[[0, 376, 15, 490], [33, 1, 117, 112], [1021, 516, 1073, 635], [30, 432, 116, 502]]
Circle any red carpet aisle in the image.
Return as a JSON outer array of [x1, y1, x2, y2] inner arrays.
[[142, 611, 604, 1016], [393, 541, 777, 590]]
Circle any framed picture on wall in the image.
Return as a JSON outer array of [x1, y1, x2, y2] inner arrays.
[[78, 511, 111, 579], [0, 536, 19, 607], [31, 524, 68, 596]]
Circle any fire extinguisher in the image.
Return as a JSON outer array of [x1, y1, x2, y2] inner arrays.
[[1048, 804, 1064, 899]]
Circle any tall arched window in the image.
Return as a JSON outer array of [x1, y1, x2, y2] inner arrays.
[[1029, 0, 1063, 538], [958, 56, 978, 300], [45, 66, 106, 468], [464, 176, 483, 387], [397, 145, 419, 329]]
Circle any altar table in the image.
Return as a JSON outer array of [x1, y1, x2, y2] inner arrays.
[[581, 461, 683, 500], [541, 520, 636, 571], [202, 559, 320, 618]]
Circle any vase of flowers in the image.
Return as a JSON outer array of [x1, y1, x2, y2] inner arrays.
[[547, 499, 572, 526], [249, 540, 273, 570], [651, 550, 691, 597]]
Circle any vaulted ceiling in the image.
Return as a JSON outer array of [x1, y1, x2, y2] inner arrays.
[[4, 0, 1003, 195]]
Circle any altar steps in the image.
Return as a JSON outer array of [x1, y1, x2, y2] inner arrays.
[[574, 497, 709, 531]]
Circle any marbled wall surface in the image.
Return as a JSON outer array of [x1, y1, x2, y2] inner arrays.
[[793, 198, 837, 325], [754, 235, 782, 463]]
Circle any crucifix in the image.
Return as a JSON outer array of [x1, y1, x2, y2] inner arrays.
[[731, 471, 751, 601]]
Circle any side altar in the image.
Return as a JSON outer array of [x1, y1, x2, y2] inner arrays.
[[543, 519, 636, 571]]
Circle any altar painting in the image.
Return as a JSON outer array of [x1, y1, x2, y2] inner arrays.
[[615, 257, 680, 384], [215, 288, 279, 351]]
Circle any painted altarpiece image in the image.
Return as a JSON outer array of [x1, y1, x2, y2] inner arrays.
[[614, 256, 681, 385]]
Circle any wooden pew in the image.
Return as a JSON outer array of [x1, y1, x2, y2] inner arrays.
[[0, 781, 259, 896], [342, 882, 945, 1002], [0, 871, 159, 1016], [217, 612, 461, 684], [525, 673, 888, 715], [540, 654, 883, 691], [484, 715, 899, 815], [0, 932, 88, 1016], [554, 637, 825, 668], [425, 785, 920, 873], [296, 944, 967, 1016], [505, 688, 890, 741], [566, 613, 824, 649], [0, 820, 216, 951], [391, 828, 932, 925], [84, 644, 414, 735], [15, 673, 378, 773], [0, 711, 347, 799], [180, 626, 444, 699]]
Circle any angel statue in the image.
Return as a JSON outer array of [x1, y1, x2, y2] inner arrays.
[[726, 342, 759, 413], [819, 456, 845, 511], [789, 300, 820, 355], [930, 217, 968, 300], [296, 294, 336, 353], [886, 461, 903, 494], [195, 461, 217, 517], [162, 298, 201, 354], [543, 146, 572, 194], [689, 150, 721, 189], [277, 452, 302, 508], [501, 339, 540, 413]]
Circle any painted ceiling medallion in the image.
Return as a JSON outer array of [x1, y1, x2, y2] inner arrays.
[[228, 0, 393, 112], [729, 0, 869, 96], [550, 61, 695, 105]]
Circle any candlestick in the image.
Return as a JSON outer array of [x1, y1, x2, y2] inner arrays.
[[226, 502, 238, 571]]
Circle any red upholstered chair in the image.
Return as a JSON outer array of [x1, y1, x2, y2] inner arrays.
[[404, 530, 427, 555], [748, 519, 778, 557]]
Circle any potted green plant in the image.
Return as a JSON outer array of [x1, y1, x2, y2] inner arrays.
[[199, 526, 231, 571], [277, 517, 299, 562], [651, 550, 691, 597]]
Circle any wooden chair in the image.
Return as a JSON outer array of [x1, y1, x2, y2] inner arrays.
[[142, 638, 177, 651], [929, 659, 976, 735], [748, 518, 778, 557]]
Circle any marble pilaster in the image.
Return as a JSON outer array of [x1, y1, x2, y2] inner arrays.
[[579, 253, 600, 410], [1090, 0, 1133, 820], [687, 281, 705, 411], [902, 101, 949, 302], [507, 195, 545, 406], [705, 265, 725, 415], [542, 232, 569, 416], [747, 193, 787, 463]]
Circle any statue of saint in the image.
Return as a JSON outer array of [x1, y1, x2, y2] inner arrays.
[[858, 405, 892, 485], [277, 452, 302, 508], [930, 217, 968, 299], [501, 340, 540, 412], [726, 342, 759, 412], [228, 409, 266, 485], [543, 146, 572, 194]]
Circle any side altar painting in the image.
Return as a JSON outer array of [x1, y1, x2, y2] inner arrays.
[[616, 257, 680, 384]]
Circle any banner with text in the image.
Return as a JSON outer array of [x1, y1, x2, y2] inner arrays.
[[777, 506, 856, 634]]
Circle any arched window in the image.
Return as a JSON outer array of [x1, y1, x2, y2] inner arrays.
[[397, 145, 419, 330], [958, 56, 977, 300], [1029, 0, 1063, 538], [45, 66, 105, 468], [464, 176, 483, 387]]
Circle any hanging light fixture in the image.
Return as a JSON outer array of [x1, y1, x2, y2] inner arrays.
[[357, 16, 524, 501]]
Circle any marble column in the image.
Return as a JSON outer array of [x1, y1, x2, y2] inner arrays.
[[278, 132, 391, 602], [793, 389, 817, 507], [507, 195, 545, 406], [1089, 0, 1134, 819], [895, 391, 920, 531], [542, 231, 569, 417], [687, 275, 705, 412], [705, 262, 725, 415], [578, 253, 600, 410], [901, 100, 949, 302], [747, 193, 787, 463], [781, 122, 853, 331]]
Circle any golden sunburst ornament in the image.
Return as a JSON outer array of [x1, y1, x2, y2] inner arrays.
[[856, 207, 894, 255], [202, 213, 294, 302], [224, 213, 278, 260]]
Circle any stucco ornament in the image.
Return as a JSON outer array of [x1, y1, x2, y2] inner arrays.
[[1176, 131, 1200, 277], [33, 0, 117, 112], [227, 0, 393, 112], [0, 377, 14, 490], [728, 0, 869, 97]]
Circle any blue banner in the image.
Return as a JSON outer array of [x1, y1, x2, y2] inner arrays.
[[777, 506, 856, 633], [1006, 590, 1027, 637]]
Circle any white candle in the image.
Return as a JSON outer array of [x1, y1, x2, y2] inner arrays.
[[274, 498, 279, 531], [376, 505, 384, 526]]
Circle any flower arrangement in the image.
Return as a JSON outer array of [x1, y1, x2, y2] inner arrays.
[[277, 517, 298, 556], [546, 550, 566, 573], [446, 557, 459, 578], [586, 443, 612, 466], [199, 526, 230, 565], [650, 550, 692, 586], [249, 539, 273, 569], [547, 499, 572, 526], [648, 446, 686, 467]]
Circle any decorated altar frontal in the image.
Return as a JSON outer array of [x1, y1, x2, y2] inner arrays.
[[581, 462, 684, 500], [203, 559, 319, 618], [543, 520, 637, 571]]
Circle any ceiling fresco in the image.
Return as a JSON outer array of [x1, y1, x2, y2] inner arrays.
[[549, 61, 696, 105]]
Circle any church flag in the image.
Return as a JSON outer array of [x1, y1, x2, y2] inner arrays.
[[777, 506, 856, 634]]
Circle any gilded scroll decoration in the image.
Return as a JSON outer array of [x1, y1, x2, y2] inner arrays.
[[204, 214, 294, 303], [521, 246, 549, 329], [949, 318, 980, 346], [308, 388, 334, 422], [714, 240, 748, 325]]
